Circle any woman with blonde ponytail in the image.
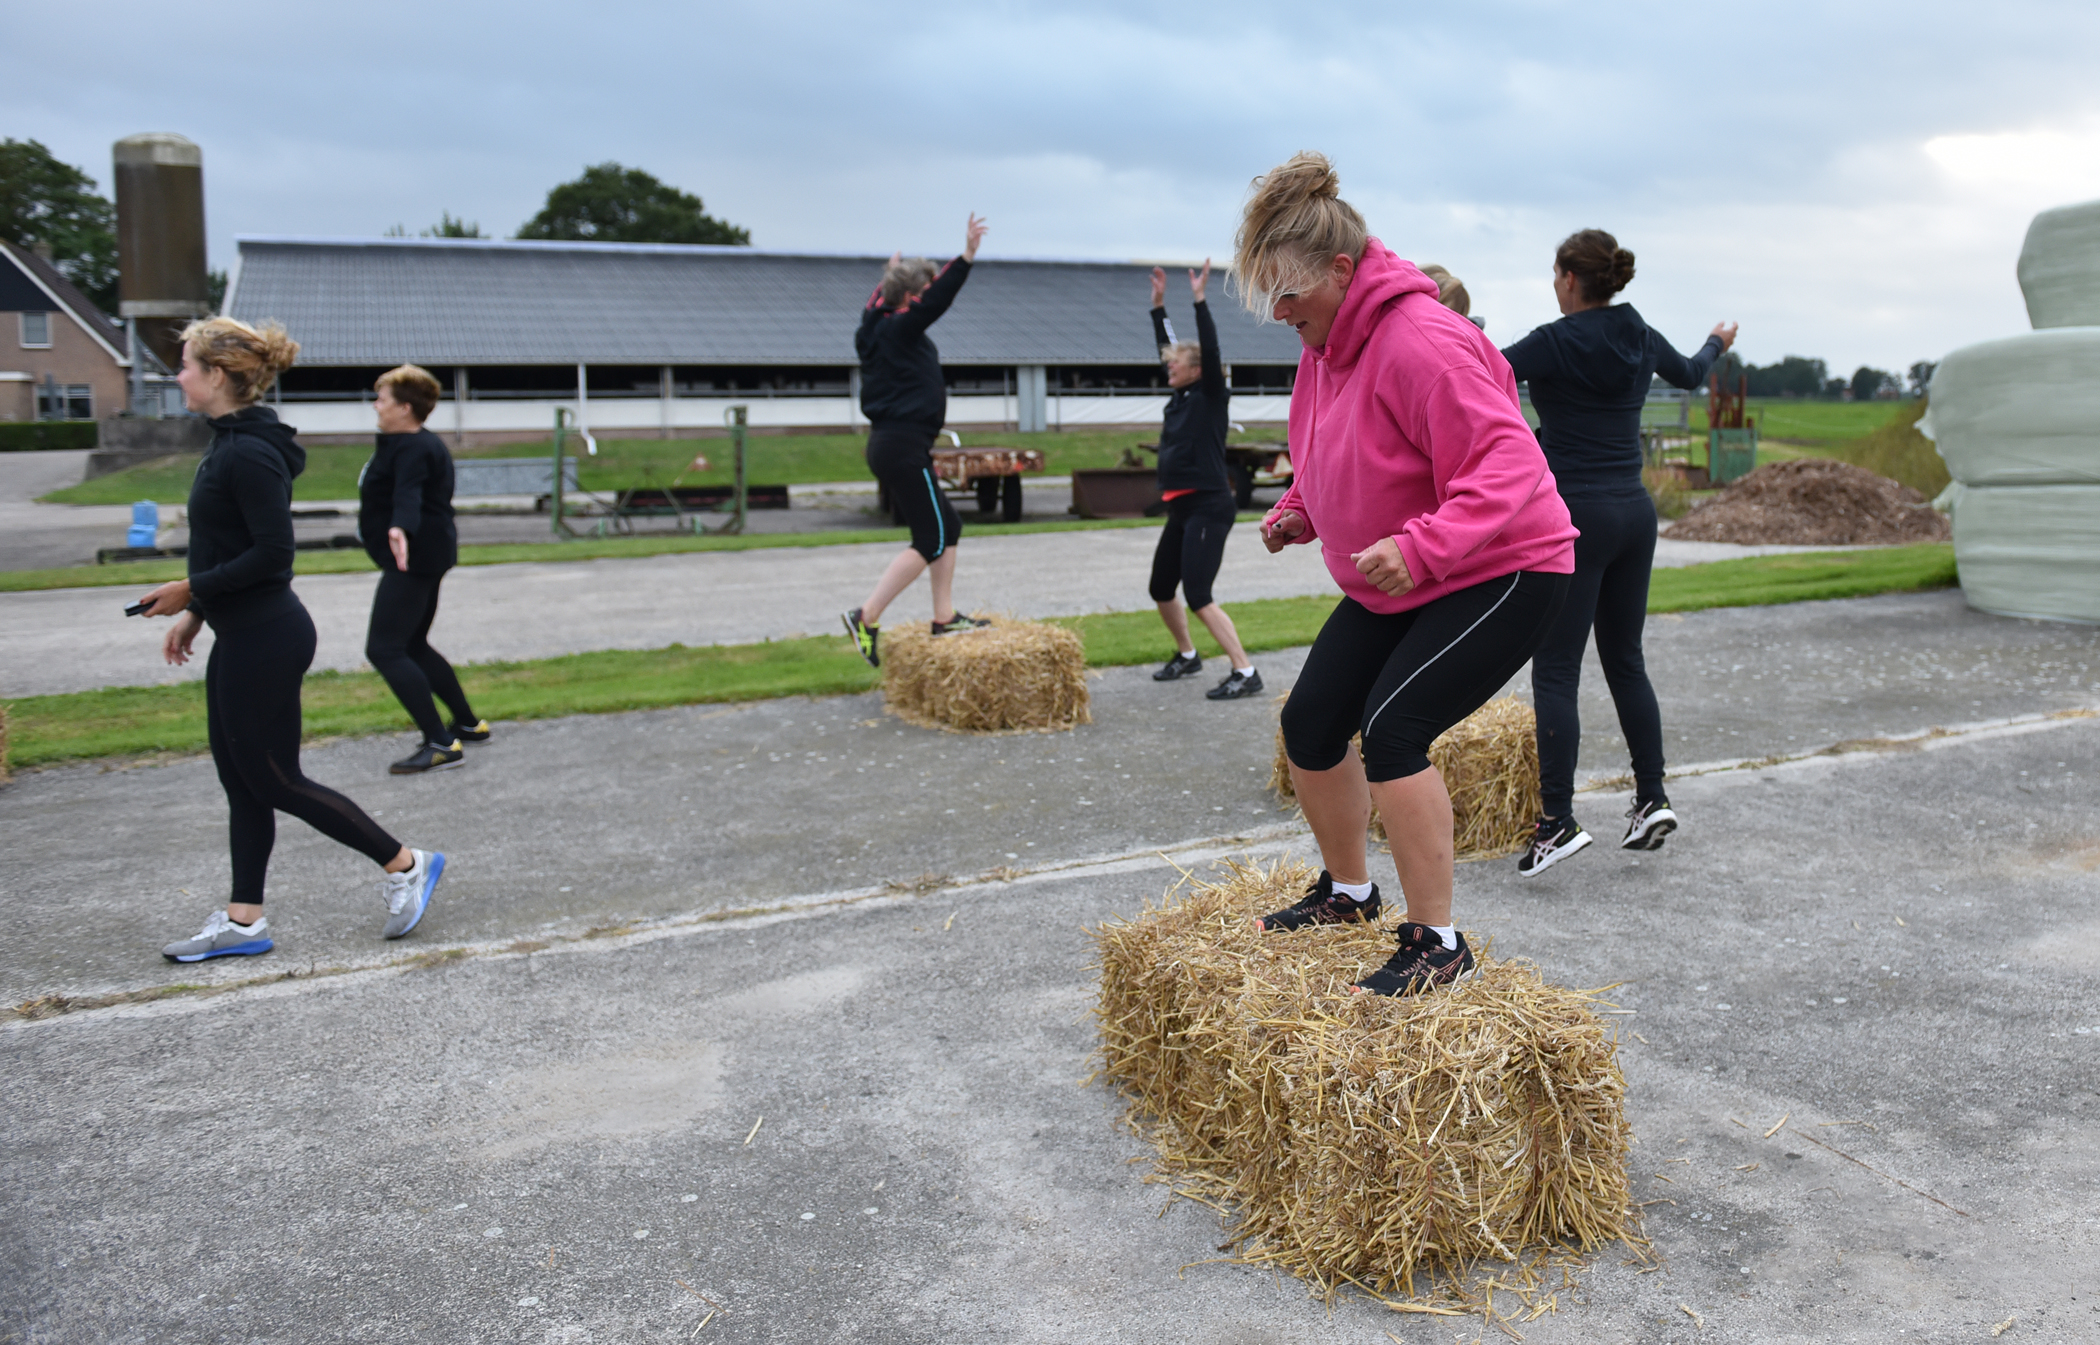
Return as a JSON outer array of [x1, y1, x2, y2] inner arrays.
[[1239, 153, 1576, 996], [133, 317, 448, 963]]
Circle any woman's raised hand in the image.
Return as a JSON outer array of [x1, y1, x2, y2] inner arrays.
[[1711, 321, 1739, 351], [1150, 267, 1167, 308], [964, 213, 988, 262], [1260, 510, 1307, 554], [1189, 258, 1211, 304]]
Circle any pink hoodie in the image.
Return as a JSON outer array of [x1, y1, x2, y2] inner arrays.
[[1265, 239, 1576, 614]]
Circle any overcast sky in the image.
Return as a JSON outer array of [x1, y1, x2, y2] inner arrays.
[[11, 0, 2100, 377]]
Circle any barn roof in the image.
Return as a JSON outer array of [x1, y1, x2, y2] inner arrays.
[[225, 237, 1307, 369]]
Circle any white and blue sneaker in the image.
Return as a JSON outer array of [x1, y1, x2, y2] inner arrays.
[[162, 911, 273, 962], [381, 849, 446, 939]]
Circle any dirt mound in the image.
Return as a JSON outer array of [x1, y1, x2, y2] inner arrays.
[[1662, 458, 1950, 545]]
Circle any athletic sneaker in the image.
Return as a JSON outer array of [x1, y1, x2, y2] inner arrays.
[[931, 612, 991, 635], [162, 911, 273, 962], [390, 740, 464, 775], [1350, 922, 1477, 996], [1516, 817, 1592, 878], [842, 608, 880, 667], [1205, 668, 1265, 701], [380, 849, 446, 939], [1152, 652, 1203, 681], [1255, 870, 1382, 932], [449, 718, 492, 744], [1621, 798, 1678, 851]]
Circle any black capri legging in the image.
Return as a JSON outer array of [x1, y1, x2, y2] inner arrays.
[[367, 568, 476, 746], [1148, 488, 1235, 610], [867, 426, 960, 563], [207, 605, 402, 905], [1283, 570, 1570, 783]]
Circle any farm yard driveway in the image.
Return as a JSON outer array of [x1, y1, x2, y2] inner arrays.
[[4, 591, 2098, 1342]]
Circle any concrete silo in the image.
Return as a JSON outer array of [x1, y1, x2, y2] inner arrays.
[[113, 133, 211, 377]]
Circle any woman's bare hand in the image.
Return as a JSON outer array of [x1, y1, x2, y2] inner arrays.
[[1711, 321, 1739, 351], [389, 526, 410, 572], [1351, 536, 1415, 596], [964, 213, 988, 262], [1150, 267, 1167, 308], [1189, 258, 1211, 304], [139, 578, 192, 618], [162, 610, 202, 666], [1260, 511, 1307, 553]]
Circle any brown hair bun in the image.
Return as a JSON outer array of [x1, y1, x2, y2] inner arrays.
[[1555, 229, 1636, 305]]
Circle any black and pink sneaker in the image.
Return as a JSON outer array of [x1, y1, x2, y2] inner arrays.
[[1255, 870, 1381, 933], [1350, 922, 1477, 997]]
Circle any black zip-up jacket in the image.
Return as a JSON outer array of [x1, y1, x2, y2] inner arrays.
[[856, 256, 972, 432], [358, 427, 458, 575], [1501, 304, 1723, 502], [1150, 299, 1232, 494], [185, 405, 306, 631]]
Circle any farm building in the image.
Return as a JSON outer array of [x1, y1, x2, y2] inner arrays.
[[224, 237, 1308, 445], [0, 239, 135, 424]]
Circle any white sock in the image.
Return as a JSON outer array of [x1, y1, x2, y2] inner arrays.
[[1331, 877, 1375, 903], [1178, 647, 1197, 658], [229, 916, 262, 932], [1428, 923, 1458, 950], [1233, 664, 1255, 675]]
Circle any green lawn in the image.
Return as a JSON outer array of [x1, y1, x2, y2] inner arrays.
[[2, 546, 1957, 770], [0, 515, 1178, 594], [1688, 399, 1906, 444], [41, 426, 1286, 507]]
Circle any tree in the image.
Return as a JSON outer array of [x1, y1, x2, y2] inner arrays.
[[517, 163, 749, 245], [425, 212, 483, 238], [0, 138, 119, 313], [1907, 360, 1938, 397], [1850, 366, 1892, 401], [1742, 355, 1829, 398]]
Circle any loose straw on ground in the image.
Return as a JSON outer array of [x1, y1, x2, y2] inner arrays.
[[1270, 696, 1540, 860], [1094, 858, 1635, 1303], [881, 614, 1090, 734]]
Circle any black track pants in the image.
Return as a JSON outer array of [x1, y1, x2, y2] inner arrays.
[[1530, 494, 1667, 818], [207, 605, 402, 905], [1147, 489, 1235, 611], [866, 426, 960, 563], [1283, 571, 1570, 783], [366, 568, 475, 745]]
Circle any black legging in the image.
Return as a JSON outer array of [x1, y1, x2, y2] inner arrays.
[[867, 426, 959, 562], [1147, 489, 1235, 610], [208, 605, 402, 905], [366, 568, 476, 745], [1283, 571, 1569, 783], [1530, 494, 1666, 818]]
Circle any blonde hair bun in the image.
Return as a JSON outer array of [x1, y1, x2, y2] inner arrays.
[[1232, 151, 1368, 316], [179, 316, 300, 405]]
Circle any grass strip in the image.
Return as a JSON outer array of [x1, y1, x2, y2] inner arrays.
[[2, 546, 1955, 770], [0, 515, 1182, 594]]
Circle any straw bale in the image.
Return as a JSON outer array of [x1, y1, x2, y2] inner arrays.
[[881, 614, 1090, 734], [1095, 858, 1633, 1300], [1269, 696, 1539, 860]]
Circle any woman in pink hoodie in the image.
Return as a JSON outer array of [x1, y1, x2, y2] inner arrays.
[[1241, 153, 1577, 995]]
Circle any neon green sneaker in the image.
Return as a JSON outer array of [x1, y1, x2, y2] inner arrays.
[[842, 608, 880, 667]]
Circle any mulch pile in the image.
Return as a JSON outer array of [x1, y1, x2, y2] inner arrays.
[[1662, 458, 1949, 546]]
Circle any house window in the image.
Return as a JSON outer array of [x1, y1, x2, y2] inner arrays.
[[36, 383, 93, 420], [19, 311, 51, 348]]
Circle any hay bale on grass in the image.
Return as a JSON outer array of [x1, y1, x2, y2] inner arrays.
[[1269, 696, 1539, 860], [1095, 859, 1633, 1299], [881, 614, 1090, 734]]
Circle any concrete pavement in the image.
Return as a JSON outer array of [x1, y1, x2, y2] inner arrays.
[[3, 588, 2098, 1342], [11, 526, 1910, 698]]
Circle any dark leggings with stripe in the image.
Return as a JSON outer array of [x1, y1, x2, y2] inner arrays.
[[866, 426, 960, 562], [1282, 571, 1570, 783], [207, 605, 402, 904]]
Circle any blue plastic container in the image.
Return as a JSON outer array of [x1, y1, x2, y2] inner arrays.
[[127, 500, 159, 549]]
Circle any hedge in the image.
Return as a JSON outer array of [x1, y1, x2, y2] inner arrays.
[[0, 421, 99, 452]]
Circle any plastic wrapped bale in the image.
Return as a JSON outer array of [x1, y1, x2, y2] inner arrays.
[[1094, 859, 1634, 1299], [881, 615, 1091, 733], [2017, 198, 2100, 330], [1269, 696, 1539, 860]]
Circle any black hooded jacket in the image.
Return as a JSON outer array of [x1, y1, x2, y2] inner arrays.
[[185, 405, 308, 631], [1501, 305, 1722, 502], [1149, 300, 1232, 494], [358, 427, 458, 576], [856, 256, 972, 433]]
